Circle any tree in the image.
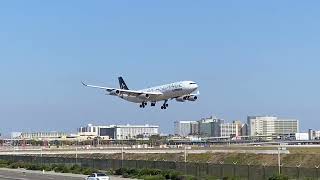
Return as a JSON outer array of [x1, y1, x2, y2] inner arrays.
[[148, 135, 167, 146]]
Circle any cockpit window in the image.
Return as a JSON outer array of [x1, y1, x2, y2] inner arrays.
[[189, 83, 196, 85]]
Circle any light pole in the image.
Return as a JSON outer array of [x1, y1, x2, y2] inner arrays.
[[219, 161, 224, 178], [296, 163, 301, 179], [40, 147, 43, 157], [277, 145, 281, 175], [247, 162, 252, 180], [75, 146, 78, 165], [40, 147, 43, 166], [121, 146, 124, 161], [184, 146, 187, 163], [315, 165, 319, 179], [184, 146, 188, 175], [233, 161, 237, 177], [262, 163, 268, 180]]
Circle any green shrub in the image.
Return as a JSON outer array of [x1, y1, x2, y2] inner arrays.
[[70, 164, 81, 171], [268, 174, 289, 180], [8, 162, 23, 169], [176, 175, 197, 180], [126, 168, 140, 176], [54, 164, 66, 172], [204, 176, 219, 180], [161, 170, 181, 180], [115, 168, 127, 175], [0, 160, 9, 165], [139, 168, 162, 176], [26, 164, 42, 171], [122, 172, 130, 178], [140, 175, 166, 180], [105, 169, 114, 175], [42, 165, 53, 171], [81, 167, 96, 175], [70, 164, 82, 174], [61, 166, 71, 173]]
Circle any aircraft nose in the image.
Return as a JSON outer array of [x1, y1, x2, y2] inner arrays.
[[191, 83, 199, 90]]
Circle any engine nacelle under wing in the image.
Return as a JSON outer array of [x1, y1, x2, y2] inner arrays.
[[138, 93, 150, 100], [176, 95, 198, 102], [187, 95, 198, 101], [109, 89, 120, 96]]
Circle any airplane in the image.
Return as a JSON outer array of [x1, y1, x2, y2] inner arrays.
[[82, 77, 199, 109]]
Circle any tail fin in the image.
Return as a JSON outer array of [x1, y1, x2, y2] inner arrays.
[[118, 77, 129, 90]]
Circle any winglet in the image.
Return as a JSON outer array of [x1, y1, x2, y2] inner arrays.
[[81, 81, 88, 87]]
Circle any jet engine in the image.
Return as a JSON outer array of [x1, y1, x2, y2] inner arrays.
[[176, 96, 188, 102], [176, 95, 197, 102], [186, 95, 197, 101], [109, 89, 121, 96], [138, 93, 150, 100]]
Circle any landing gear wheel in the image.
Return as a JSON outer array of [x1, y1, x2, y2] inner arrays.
[[140, 103, 146, 108], [151, 102, 156, 107], [161, 105, 167, 110], [165, 104, 168, 107]]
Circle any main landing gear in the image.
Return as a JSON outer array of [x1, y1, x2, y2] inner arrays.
[[139, 102, 147, 108], [161, 100, 168, 110], [139, 101, 168, 109]]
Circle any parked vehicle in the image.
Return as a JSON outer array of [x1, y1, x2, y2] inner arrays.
[[86, 173, 110, 180]]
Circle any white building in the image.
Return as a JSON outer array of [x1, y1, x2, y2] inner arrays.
[[247, 116, 299, 137], [12, 132, 69, 140], [219, 121, 243, 137], [308, 129, 320, 140], [78, 124, 159, 140], [78, 124, 100, 137], [295, 133, 309, 141], [78, 124, 113, 139], [174, 121, 195, 137], [115, 124, 159, 140]]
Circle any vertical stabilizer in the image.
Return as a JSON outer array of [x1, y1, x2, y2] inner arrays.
[[118, 77, 129, 90]]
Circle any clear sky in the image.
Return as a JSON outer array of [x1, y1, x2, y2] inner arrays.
[[1, 1, 320, 135]]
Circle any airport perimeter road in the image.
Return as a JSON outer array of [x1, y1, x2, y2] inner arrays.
[[0, 148, 290, 155], [0, 168, 130, 180]]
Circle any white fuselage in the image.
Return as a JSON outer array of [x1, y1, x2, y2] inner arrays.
[[117, 81, 198, 103]]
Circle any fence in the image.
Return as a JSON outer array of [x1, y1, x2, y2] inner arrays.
[[0, 155, 319, 180]]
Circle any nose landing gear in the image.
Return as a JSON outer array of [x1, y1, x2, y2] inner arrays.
[[161, 100, 168, 110]]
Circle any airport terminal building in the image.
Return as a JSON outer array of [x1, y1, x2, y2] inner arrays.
[[78, 124, 159, 140]]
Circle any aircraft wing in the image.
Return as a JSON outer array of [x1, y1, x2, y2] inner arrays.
[[82, 82, 163, 97]]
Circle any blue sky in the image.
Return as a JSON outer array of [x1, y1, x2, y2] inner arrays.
[[1, 1, 320, 135]]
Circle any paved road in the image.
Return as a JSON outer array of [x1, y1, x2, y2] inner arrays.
[[0, 148, 289, 155], [0, 168, 128, 180]]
